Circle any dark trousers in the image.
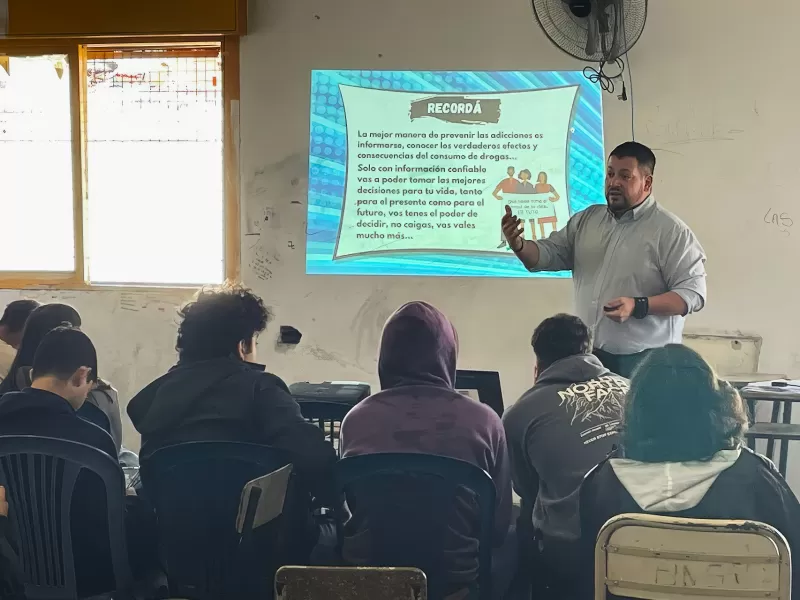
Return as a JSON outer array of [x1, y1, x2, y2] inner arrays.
[[593, 347, 652, 379]]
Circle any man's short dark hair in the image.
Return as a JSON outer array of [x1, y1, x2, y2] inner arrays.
[[32, 326, 98, 383], [610, 141, 656, 176], [0, 300, 41, 333], [177, 284, 269, 361], [531, 314, 593, 372]]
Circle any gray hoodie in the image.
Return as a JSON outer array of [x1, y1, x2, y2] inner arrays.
[[503, 353, 628, 542], [610, 449, 742, 512]]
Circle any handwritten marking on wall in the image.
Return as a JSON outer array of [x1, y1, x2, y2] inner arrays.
[[248, 244, 274, 281], [764, 208, 793, 236], [251, 257, 273, 281], [120, 294, 139, 312], [117, 291, 188, 313]]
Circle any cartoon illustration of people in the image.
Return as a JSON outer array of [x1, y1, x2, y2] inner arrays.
[[493, 166, 519, 248], [515, 170, 538, 239], [535, 171, 560, 199], [493, 167, 564, 248], [516, 169, 536, 194], [535, 171, 560, 237]]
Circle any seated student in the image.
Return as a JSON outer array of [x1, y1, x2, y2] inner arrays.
[[0, 303, 127, 460], [580, 344, 800, 598], [0, 299, 40, 381], [0, 326, 127, 596], [127, 284, 337, 556], [502, 314, 628, 585], [340, 301, 512, 599]]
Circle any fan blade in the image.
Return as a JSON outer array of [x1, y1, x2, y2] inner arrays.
[[585, 11, 598, 56], [608, 0, 625, 58]]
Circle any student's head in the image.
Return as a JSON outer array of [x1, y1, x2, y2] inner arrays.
[[537, 171, 548, 184], [620, 344, 748, 463], [506, 166, 515, 177], [519, 169, 532, 181], [531, 314, 592, 379], [30, 326, 98, 410], [378, 301, 458, 390], [0, 299, 41, 349], [606, 141, 656, 214], [0, 303, 82, 395], [176, 284, 269, 363]]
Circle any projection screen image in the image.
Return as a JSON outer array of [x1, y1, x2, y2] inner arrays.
[[307, 71, 605, 278]]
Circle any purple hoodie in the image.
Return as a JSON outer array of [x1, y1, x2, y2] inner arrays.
[[340, 302, 512, 585]]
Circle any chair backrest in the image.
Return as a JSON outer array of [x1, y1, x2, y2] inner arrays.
[[337, 453, 495, 600], [0, 435, 131, 600], [594, 513, 792, 600], [297, 401, 353, 456], [275, 565, 427, 600], [141, 441, 290, 600]]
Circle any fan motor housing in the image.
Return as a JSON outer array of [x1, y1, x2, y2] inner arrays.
[[566, 0, 593, 18]]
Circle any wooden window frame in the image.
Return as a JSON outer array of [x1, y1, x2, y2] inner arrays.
[[0, 36, 241, 290]]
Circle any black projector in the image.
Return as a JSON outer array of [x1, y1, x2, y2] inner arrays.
[[289, 381, 371, 407]]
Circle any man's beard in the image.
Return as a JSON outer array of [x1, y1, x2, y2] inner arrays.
[[606, 190, 628, 211]]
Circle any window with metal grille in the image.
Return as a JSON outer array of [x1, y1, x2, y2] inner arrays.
[[0, 41, 236, 288], [86, 47, 224, 286]]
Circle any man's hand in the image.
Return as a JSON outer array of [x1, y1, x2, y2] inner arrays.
[[549, 196, 558, 203], [604, 297, 635, 323], [502, 205, 524, 251], [0, 486, 7, 517]]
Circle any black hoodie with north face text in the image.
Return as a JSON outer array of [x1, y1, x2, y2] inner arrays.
[[502, 353, 628, 567]]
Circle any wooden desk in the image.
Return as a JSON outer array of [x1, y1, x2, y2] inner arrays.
[[741, 386, 800, 476]]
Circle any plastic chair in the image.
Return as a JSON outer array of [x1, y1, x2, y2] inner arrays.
[[141, 441, 291, 600], [0, 435, 132, 600], [297, 401, 353, 456], [336, 453, 496, 600], [594, 513, 792, 600], [275, 565, 427, 600]]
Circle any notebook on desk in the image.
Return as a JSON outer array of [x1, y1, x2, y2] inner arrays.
[[742, 380, 800, 393]]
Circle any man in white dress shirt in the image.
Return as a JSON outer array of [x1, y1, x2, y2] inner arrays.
[[502, 142, 707, 377]]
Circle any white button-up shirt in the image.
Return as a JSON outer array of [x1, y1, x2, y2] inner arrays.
[[530, 196, 707, 354]]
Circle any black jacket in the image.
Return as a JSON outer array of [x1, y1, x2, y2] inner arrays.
[[0, 388, 120, 596], [580, 447, 800, 599], [128, 357, 337, 507]]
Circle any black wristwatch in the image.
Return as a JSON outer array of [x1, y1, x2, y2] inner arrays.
[[632, 297, 649, 319]]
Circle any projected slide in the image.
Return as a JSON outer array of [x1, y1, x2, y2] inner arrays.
[[307, 71, 605, 278]]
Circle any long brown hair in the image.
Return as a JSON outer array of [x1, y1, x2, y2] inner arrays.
[[620, 344, 748, 462]]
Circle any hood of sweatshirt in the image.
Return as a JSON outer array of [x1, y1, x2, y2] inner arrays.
[[378, 301, 458, 391], [535, 353, 613, 387], [610, 449, 742, 512]]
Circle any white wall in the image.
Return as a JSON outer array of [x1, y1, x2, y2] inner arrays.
[[238, 0, 800, 389], [3, 0, 800, 476]]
